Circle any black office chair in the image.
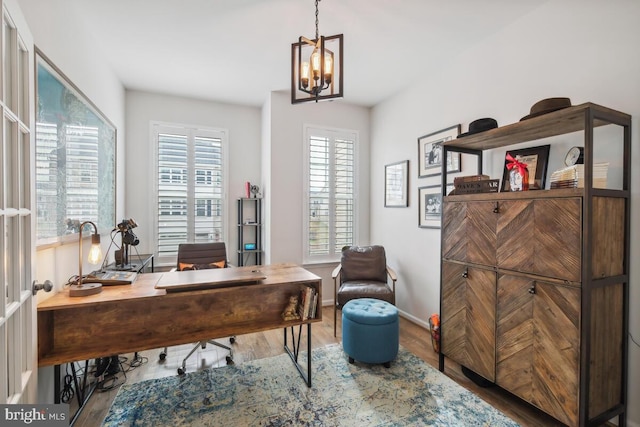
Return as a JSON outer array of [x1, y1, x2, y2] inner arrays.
[[159, 242, 235, 375]]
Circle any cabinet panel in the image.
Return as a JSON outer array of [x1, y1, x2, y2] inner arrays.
[[497, 275, 580, 426], [442, 201, 496, 265], [591, 197, 624, 278], [588, 283, 623, 418], [496, 274, 534, 402], [496, 198, 581, 282], [533, 198, 581, 282], [531, 281, 580, 426], [441, 261, 496, 381]]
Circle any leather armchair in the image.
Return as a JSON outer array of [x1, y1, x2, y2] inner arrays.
[[332, 245, 397, 337]]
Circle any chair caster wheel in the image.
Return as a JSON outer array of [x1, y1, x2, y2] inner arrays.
[[229, 336, 236, 344], [159, 352, 166, 361], [177, 367, 185, 375], [383, 362, 391, 368], [348, 357, 354, 364], [225, 356, 234, 365]]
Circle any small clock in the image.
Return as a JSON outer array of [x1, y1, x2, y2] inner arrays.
[[564, 146, 584, 166]]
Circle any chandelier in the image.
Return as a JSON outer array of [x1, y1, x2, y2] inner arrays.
[[291, 0, 343, 104]]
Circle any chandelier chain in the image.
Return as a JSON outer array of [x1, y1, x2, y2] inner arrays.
[[315, 0, 319, 40]]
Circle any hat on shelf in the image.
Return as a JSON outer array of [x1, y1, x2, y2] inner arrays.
[[457, 118, 498, 138], [520, 97, 572, 121]]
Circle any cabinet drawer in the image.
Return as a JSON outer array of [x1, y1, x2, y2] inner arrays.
[[497, 198, 581, 282], [443, 197, 581, 282]]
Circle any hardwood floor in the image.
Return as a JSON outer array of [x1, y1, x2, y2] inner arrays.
[[69, 306, 564, 426]]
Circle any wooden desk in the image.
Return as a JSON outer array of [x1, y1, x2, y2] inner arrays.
[[38, 263, 321, 386]]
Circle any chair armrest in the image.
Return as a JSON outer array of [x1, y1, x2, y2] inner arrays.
[[331, 264, 342, 279], [386, 265, 397, 282]]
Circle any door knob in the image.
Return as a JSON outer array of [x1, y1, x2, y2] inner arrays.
[[32, 279, 53, 295], [493, 202, 500, 213]]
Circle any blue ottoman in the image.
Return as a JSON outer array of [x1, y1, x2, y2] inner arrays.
[[342, 298, 399, 367]]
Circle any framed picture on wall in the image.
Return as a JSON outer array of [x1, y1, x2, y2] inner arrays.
[[417, 125, 461, 178], [384, 160, 409, 207], [418, 185, 445, 228]]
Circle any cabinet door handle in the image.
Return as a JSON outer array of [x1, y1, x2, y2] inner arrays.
[[493, 202, 500, 213], [462, 268, 469, 278], [528, 284, 536, 294]]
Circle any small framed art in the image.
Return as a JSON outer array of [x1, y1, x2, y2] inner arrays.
[[418, 185, 445, 228], [417, 125, 461, 178], [501, 145, 550, 192], [385, 160, 409, 207]]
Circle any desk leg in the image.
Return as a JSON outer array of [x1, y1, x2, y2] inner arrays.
[[54, 365, 61, 404], [283, 323, 312, 388]]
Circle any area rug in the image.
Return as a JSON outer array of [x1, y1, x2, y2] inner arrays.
[[103, 344, 519, 426]]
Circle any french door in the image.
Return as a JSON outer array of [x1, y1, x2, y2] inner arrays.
[[1, 0, 37, 404]]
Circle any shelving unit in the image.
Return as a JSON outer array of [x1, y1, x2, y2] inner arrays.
[[438, 103, 631, 427], [237, 197, 263, 266]]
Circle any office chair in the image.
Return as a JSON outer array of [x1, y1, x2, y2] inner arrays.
[[332, 245, 397, 337], [159, 242, 235, 375]]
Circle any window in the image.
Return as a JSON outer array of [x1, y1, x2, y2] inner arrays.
[[153, 123, 228, 263], [35, 51, 116, 242], [303, 126, 357, 263]]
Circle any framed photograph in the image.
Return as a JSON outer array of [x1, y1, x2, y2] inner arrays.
[[417, 125, 461, 178], [418, 185, 444, 228], [385, 160, 409, 207], [501, 145, 551, 192]]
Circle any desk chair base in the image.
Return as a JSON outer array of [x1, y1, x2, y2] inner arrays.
[[159, 337, 236, 375]]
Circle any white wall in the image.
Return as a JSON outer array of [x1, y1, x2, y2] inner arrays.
[[267, 91, 371, 301], [124, 90, 262, 266], [370, 1, 640, 425]]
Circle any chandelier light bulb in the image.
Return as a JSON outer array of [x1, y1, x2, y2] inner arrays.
[[301, 62, 310, 88]]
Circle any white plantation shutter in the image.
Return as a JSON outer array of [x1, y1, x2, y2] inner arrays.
[[304, 127, 357, 263], [154, 124, 227, 263]]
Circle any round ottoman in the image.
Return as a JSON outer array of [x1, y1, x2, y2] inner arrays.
[[342, 298, 399, 367]]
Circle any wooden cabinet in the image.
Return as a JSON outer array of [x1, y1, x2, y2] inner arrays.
[[438, 103, 631, 427]]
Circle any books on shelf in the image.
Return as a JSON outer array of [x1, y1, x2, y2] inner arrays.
[[550, 163, 609, 189], [298, 285, 318, 320]]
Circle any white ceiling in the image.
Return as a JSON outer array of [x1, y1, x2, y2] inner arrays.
[[66, 0, 547, 108]]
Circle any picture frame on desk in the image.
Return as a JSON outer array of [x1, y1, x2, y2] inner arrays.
[[501, 145, 550, 192]]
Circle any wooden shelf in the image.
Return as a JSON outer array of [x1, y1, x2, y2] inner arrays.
[[443, 102, 630, 151]]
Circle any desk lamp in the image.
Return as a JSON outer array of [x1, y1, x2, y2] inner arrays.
[[69, 221, 104, 297]]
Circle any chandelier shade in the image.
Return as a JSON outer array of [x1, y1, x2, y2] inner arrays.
[[291, 1, 343, 104]]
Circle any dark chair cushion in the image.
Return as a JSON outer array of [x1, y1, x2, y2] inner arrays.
[[340, 245, 387, 283], [337, 281, 394, 307]]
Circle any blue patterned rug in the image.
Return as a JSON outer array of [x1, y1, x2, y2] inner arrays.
[[103, 344, 519, 426]]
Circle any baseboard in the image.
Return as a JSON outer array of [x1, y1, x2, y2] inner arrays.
[[321, 300, 430, 330]]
